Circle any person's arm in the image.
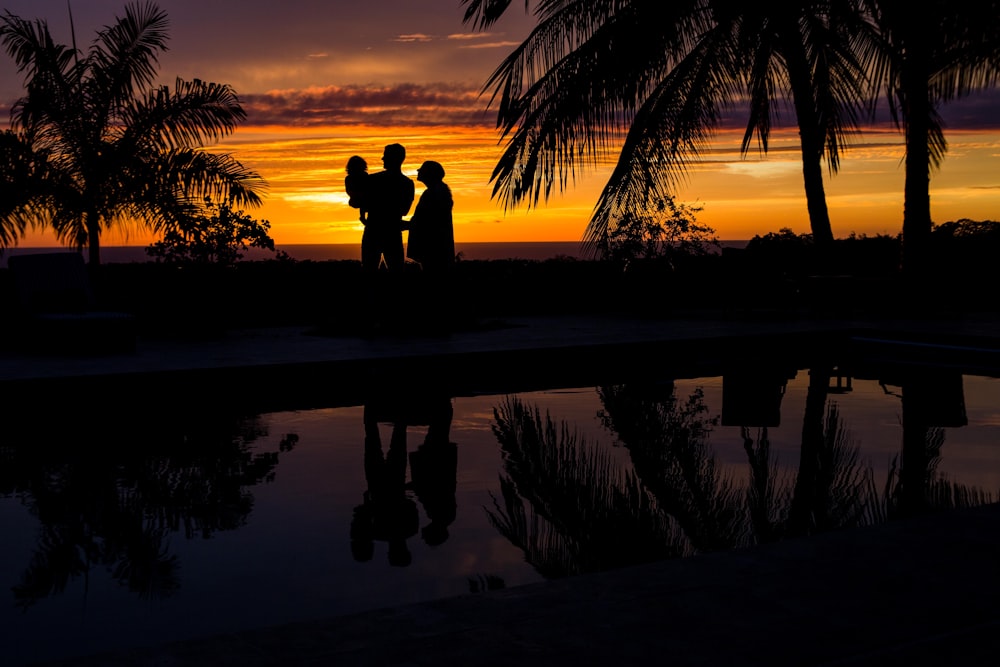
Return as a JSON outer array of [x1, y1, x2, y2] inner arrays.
[[402, 191, 426, 230], [398, 179, 415, 217]]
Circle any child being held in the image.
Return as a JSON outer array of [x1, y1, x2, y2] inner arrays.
[[345, 155, 369, 224]]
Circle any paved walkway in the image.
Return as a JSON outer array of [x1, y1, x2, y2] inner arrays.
[[11, 314, 1000, 666]]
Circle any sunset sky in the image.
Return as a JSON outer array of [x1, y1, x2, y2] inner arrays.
[[1, 0, 998, 250]]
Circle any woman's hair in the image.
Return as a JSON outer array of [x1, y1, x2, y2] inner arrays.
[[417, 160, 445, 181], [346, 155, 368, 174]]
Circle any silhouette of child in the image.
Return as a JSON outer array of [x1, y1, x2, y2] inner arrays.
[[345, 155, 369, 224]]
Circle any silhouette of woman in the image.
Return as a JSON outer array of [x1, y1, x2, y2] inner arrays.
[[407, 395, 457, 546], [404, 160, 455, 332]]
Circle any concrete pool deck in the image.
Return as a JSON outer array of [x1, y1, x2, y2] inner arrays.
[[6, 313, 1000, 666]]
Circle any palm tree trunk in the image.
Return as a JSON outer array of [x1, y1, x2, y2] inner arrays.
[[783, 29, 836, 258], [900, 54, 933, 281], [787, 365, 831, 536], [799, 134, 836, 256], [87, 213, 101, 267]]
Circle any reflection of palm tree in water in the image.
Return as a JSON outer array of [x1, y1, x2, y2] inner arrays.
[[784, 366, 874, 539], [489, 378, 884, 577], [3, 413, 296, 610], [487, 396, 688, 579], [878, 370, 991, 518], [351, 391, 456, 566], [488, 369, 997, 579], [740, 424, 788, 544], [598, 383, 746, 553]]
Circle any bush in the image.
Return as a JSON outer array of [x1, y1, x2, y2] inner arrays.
[[591, 195, 719, 272], [146, 199, 287, 266]]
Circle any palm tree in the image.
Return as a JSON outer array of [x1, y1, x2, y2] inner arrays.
[[0, 128, 52, 247], [0, 1, 266, 266], [461, 1, 873, 257], [861, 0, 1000, 278]]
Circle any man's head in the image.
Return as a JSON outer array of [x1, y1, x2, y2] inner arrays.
[[382, 143, 406, 169]]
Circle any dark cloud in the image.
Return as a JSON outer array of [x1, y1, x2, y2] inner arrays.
[[237, 77, 999, 132], [712, 87, 1000, 134], [1, 2, 996, 134], [940, 88, 1000, 131], [240, 83, 495, 127]]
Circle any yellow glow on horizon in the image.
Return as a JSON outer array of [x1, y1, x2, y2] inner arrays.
[[13, 125, 1000, 250]]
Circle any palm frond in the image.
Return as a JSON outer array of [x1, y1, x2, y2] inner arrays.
[[585, 29, 742, 249], [461, 0, 527, 30], [489, 395, 687, 576], [484, 1, 708, 214], [0, 12, 80, 137], [125, 78, 248, 151], [87, 1, 169, 109]]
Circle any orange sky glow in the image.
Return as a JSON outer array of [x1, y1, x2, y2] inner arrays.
[[3, 1, 999, 251], [14, 122, 1000, 250], [18, 124, 997, 250]]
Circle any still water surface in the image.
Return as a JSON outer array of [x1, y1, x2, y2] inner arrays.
[[2, 361, 999, 665]]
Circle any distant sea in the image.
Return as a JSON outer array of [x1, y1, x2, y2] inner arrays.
[[0, 240, 750, 268]]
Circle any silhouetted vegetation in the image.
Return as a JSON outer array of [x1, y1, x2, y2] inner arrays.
[[0, 2, 265, 266], [2, 219, 998, 343], [461, 1, 1000, 278], [487, 368, 995, 579], [487, 396, 689, 577], [588, 194, 719, 269], [0, 404, 298, 609], [145, 198, 284, 266]]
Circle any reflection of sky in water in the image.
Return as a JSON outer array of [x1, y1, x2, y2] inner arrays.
[[2, 371, 999, 665]]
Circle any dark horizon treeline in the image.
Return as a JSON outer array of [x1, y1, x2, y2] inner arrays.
[[1, 219, 992, 340]]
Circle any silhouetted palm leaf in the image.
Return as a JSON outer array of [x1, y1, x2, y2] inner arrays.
[[741, 425, 795, 544], [487, 396, 687, 578], [598, 383, 749, 552]]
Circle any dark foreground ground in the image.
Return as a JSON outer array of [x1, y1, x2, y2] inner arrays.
[[5, 246, 997, 340], [40, 500, 1000, 667], [3, 309, 1000, 666]]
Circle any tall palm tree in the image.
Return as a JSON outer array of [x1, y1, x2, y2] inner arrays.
[[861, 0, 1000, 278], [462, 1, 872, 257], [0, 2, 265, 266]]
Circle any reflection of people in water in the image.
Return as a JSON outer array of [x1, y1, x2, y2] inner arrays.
[[350, 387, 457, 565], [351, 403, 419, 566], [408, 396, 457, 546]]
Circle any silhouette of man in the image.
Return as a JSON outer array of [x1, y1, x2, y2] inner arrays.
[[351, 398, 419, 566], [363, 143, 414, 273], [356, 143, 414, 333]]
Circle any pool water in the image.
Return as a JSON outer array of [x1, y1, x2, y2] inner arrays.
[[3, 358, 999, 665]]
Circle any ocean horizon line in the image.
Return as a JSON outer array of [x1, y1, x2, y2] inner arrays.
[[1, 240, 751, 267]]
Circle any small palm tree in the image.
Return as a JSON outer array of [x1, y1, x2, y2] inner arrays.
[[462, 1, 872, 257], [0, 1, 266, 266]]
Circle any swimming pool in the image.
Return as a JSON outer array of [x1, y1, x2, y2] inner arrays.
[[3, 343, 999, 665]]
